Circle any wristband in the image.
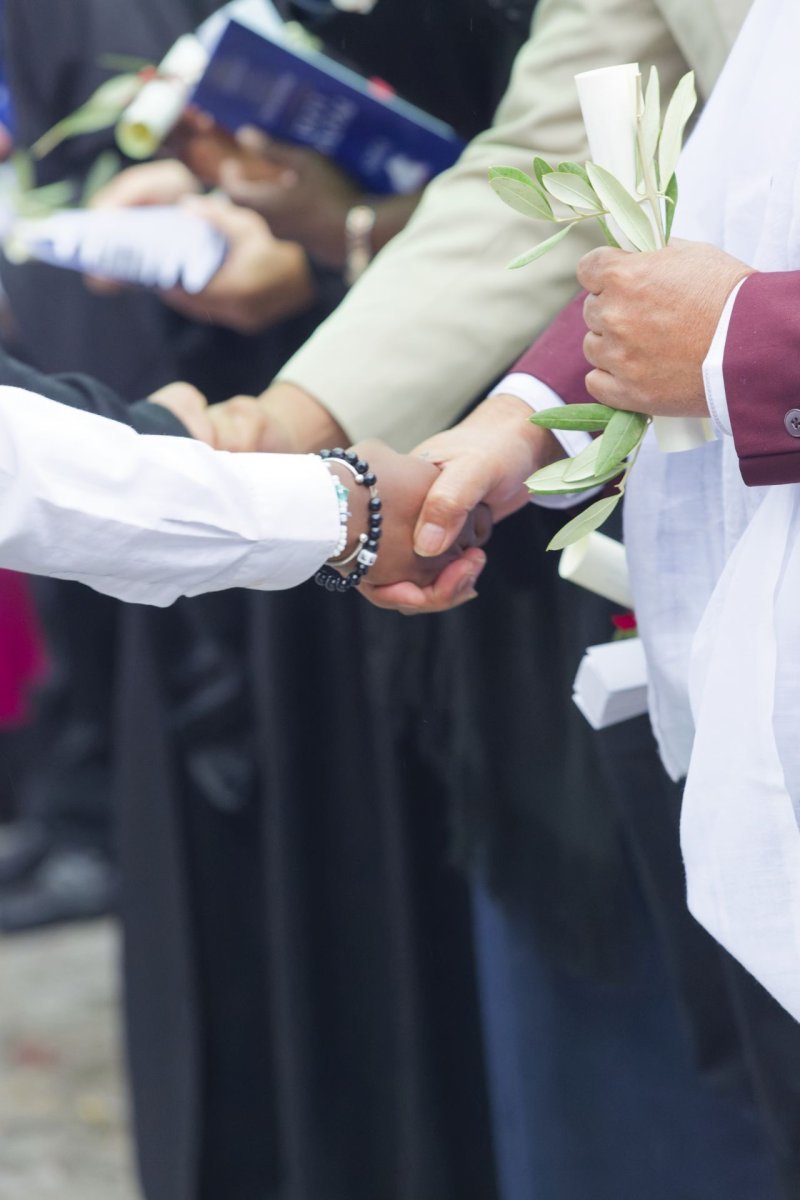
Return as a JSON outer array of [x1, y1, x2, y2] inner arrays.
[[315, 448, 382, 592], [344, 204, 376, 286]]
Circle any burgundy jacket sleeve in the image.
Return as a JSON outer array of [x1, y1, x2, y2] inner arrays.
[[510, 291, 591, 403], [725, 271, 800, 486]]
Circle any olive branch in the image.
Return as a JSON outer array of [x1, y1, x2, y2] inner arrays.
[[490, 67, 697, 550]]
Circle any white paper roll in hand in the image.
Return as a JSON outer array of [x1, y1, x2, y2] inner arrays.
[[574, 63, 711, 455], [116, 35, 209, 160], [6, 207, 228, 295]]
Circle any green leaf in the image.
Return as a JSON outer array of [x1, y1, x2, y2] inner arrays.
[[658, 70, 697, 195], [17, 181, 75, 217], [597, 217, 621, 248], [533, 157, 554, 187], [586, 162, 656, 252], [81, 150, 121, 205], [563, 437, 602, 483], [546, 494, 622, 551], [32, 74, 142, 158], [526, 456, 624, 496], [640, 66, 661, 170], [529, 403, 615, 432], [542, 170, 601, 213], [664, 172, 678, 242], [594, 410, 649, 476], [507, 223, 575, 268], [489, 166, 553, 221], [557, 161, 591, 183], [11, 150, 34, 195]]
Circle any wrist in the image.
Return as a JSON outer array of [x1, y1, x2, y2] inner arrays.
[[468, 393, 564, 472], [261, 382, 350, 453], [327, 460, 370, 563]]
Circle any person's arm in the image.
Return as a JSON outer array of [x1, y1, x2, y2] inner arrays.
[[0, 340, 192, 435], [260, 0, 691, 452], [0, 387, 487, 606], [721, 271, 800, 486]]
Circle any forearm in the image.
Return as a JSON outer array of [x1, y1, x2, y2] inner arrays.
[[275, 0, 687, 451], [0, 387, 339, 603]]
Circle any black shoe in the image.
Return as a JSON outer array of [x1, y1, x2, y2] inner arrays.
[[0, 822, 50, 888], [0, 846, 118, 935]]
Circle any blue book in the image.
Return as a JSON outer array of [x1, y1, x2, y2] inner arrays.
[[190, 19, 465, 195]]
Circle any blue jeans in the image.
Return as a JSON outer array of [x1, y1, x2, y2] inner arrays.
[[472, 879, 781, 1200]]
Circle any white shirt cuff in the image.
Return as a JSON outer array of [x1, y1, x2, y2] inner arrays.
[[702, 279, 746, 438], [491, 373, 600, 510]]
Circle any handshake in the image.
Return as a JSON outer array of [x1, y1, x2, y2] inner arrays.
[[149, 382, 554, 614]]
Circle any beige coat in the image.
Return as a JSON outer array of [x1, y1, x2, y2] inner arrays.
[[278, 0, 752, 450]]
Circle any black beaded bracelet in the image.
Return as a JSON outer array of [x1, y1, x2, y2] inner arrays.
[[314, 448, 382, 593]]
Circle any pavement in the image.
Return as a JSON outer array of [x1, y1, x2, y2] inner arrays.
[[0, 921, 139, 1200]]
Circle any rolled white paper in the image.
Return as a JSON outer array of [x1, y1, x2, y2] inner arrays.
[[116, 35, 209, 160], [558, 531, 633, 609], [572, 638, 648, 729], [575, 63, 709, 455], [575, 64, 640, 197]]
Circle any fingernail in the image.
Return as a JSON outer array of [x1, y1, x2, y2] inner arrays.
[[457, 575, 480, 598], [416, 523, 446, 556]]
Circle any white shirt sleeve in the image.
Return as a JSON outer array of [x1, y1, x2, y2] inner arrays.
[[0, 387, 341, 606], [701, 279, 746, 438], [491, 372, 600, 509]]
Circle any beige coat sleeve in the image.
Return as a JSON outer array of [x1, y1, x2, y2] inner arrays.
[[277, 0, 690, 451]]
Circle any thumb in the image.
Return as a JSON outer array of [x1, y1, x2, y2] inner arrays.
[[414, 457, 494, 557], [180, 192, 271, 239]]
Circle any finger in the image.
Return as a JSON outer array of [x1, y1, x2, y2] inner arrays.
[[582, 329, 606, 369], [584, 368, 627, 409], [364, 550, 487, 614], [582, 292, 604, 334], [414, 457, 498, 557], [238, 128, 304, 172], [458, 503, 493, 551], [84, 274, 126, 296], [577, 246, 628, 294]]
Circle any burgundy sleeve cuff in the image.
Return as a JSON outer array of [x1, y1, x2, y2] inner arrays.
[[511, 291, 591, 405], [725, 271, 800, 486]]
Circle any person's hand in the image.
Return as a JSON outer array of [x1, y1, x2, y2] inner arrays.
[[218, 128, 362, 269], [208, 383, 349, 454], [148, 382, 215, 443], [331, 439, 490, 602], [577, 240, 755, 416], [89, 158, 201, 211], [413, 393, 561, 556], [358, 395, 561, 614], [156, 195, 317, 333], [85, 159, 203, 296]]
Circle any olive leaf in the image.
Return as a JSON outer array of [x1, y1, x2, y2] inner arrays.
[[557, 161, 592, 183], [640, 66, 661, 169], [533, 157, 554, 186], [597, 217, 621, 248], [563, 437, 603, 483], [81, 150, 121, 205], [664, 172, 678, 242], [530, 402, 615, 432], [586, 162, 656, 252], [542, 170, 601, 213], [11, 151, 34, 195], [32, 74, 143, 158], [508, 223, 575, 268], [526, 455, 624, 496], [594, 410, 649, 475], [658, 70, 697, 195], [488, 166, 554, 221], [546, 494, 622, 552]]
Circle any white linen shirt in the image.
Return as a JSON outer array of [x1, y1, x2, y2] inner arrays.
[[0, 386, 341, 605]]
